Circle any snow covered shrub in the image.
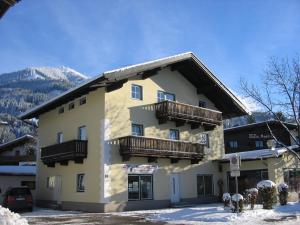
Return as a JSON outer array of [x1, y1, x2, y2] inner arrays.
[[247, 188, 258, 210], [231, 194, 244, 212], [222, 193, 231, 207], [277, 183, 288, 205], [0, 205, 28, 225], [257, 180, 276, 209]]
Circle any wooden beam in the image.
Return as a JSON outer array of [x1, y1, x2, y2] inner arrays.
[[141, 68, 161, 80], [74, 158, 84, 164], [46, 163, 55, 168], [106, 79, 128, 93], [60, 161, 68, 166]]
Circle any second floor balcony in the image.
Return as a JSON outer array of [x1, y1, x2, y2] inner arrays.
[[119, 135, 205, 163], [41, 140, 87, 167], [0, 155, 36, 165], [154, 101, 222, 130]]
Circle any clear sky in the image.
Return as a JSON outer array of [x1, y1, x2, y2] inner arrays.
[[0, 0, 299, 93]]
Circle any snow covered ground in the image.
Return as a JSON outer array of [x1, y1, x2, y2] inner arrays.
[[113, 202, 300, 225], [0, 206, 28, 225]]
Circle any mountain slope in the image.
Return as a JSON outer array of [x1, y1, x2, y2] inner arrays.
[[0, 67, 88, 143]]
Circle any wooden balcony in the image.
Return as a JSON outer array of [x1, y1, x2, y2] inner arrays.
[[41, 140, 87, 167], [119, 135, 205, 163], [0, 155, 36, 165], [155, 101, 222, 130]]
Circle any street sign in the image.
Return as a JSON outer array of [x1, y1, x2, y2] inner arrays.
[[230, 154, 240, 171], [231, 170, 240, 177]]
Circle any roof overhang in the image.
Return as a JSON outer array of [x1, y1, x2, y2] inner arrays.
[[19, 52, 249, 120]]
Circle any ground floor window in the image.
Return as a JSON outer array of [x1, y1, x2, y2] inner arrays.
[[197, 175, 213, 196], [128, 175, 153, 200], [283, 168, 300, 192], [227, 169, 268, 194], [46, 176, 55, 189]]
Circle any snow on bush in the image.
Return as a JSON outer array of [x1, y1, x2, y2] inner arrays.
[[231, 194, 244, 202], [231, 194, 244, 212], [248, 188, 258, 194], [222, 193, 231, 201], [277, 183, 288, 192], [0, 206, 28, 225], [257, 180, 276, 189]]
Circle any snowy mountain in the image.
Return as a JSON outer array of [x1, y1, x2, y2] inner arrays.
[[0, 67, 88, 143]]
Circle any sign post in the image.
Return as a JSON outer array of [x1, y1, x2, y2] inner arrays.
[[230, 154, 241, 215]]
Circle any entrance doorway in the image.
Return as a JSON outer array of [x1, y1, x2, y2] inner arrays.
[[170, 174, 180, 203]]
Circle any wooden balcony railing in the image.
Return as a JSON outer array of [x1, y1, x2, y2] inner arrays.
[[0, 155, 36, 165], [119, 135, 205, 161], [41, 140, 87, 167], [155, 101, 222, 129]]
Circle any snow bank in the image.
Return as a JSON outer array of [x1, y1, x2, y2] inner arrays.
[[231, 194, 244, 202], [222, 193, 231, 201], [257, 180, 276, 189], [0, 206, 28, 225], [277, 183, 288, 192]]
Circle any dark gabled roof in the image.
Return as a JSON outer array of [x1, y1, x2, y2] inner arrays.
[[0, 135, 36, 153], [19, 52, 249, 120], [224, 120, 298, 133], [0, 0, 20, 19]]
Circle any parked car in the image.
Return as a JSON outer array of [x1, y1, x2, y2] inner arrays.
[[2, 187, 33, 212]]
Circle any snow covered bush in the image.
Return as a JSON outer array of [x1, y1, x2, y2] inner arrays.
[[277, 183, 288, 205], [0, 205, 28, 225], [222, 193, 231, 207], [247, 188, 258, 210], [257, 180, 277, 209], [231, 194, 244, 212]]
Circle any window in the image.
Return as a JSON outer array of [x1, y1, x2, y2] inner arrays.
[[57, 132, 63, 144], [69, 102, 75, 110], [79, 97, 86, 105], [199, 133, 210, 148], [15, 150, 20, 156], [131, 84, 143, 100], [46, 176, 55, 189], [197, 175, 213, 196], [228, 140, 238, 148], [128, 175, 153, 200], [169, 129, 179, 140], [77, 174, 85, 192], [284, 168, 300, 192], [132, 124, 144, 136], [157, 91, 175, 102], [58, 107, 64, 114], [255, 140, 264, 149], [199, 101, 206, 108], [21, 181, 35, 190], [78, 126, 87, 140]]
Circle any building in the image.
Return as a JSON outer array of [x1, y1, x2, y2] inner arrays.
[[0, 135, 37, 203], [221, 121, 299, 200], [20, 52, 248, 212]]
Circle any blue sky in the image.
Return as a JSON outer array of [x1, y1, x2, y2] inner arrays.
[[0, 0, 299, 93]]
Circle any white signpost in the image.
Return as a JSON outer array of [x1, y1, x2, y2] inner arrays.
[[230, 154, 241, 214]]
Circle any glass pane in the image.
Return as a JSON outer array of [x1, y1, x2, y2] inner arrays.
[[140, 176, 153, 199], [197, 176, 204, 196], [204, 176, 213, 195], [165, 93, 175, 101], [128, 176, 140, 200], [132, 124, 143, 136], [169, 130, 179, 140], [157, 91, 164, 102]]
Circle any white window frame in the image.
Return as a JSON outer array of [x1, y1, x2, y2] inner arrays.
[[157, 91, 175, 102], [131, 84, 143, 100], [57, 132, 63, 144], [78, 126, 87, 140]]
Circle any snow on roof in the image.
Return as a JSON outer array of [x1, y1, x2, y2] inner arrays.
[[0, 134, 36, 152], [222, 145, 299, 161], [0, 166, 36, 176]]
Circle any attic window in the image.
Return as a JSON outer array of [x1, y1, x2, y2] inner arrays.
[[79, 97, 86, 105], [58, 107, 64, 114], [69, 102, 75, 110]]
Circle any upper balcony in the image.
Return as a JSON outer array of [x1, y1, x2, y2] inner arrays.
[[119, 135, 205, 164], [41, 140, 87, 167], [154, 101, 222, 130], [0, 155, 36, 165]]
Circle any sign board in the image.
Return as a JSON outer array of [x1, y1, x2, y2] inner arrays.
[[123, 164, 158, 174], [231, 170, 240, 177], [230, 154, 240, 171], [198, 133, 208, 145]]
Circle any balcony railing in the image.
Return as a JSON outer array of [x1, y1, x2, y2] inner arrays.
[[119, 135, 205, 161], [41, 140, 87, 167], [155, 101, 222, 129], [0, 155, 36, 165]]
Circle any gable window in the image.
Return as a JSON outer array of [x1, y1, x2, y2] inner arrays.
[[131, 84, 143, 100], [169, 129, 179, 140], [132, 124, 143, 136], [255, 140, 264, 149], [57, 132, 63, 144], [69, 102, 75, 110], [76, 174, 85, 192], [128, 175, 153, 200], [197, 175, 213, 196], [228, 140, 238, 148], [199, 101, 206, 108], [157, 91, 175, 102], [78, 126, 87, 140], [58, 107, 64, 114], [79, 97, 86, 105]]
